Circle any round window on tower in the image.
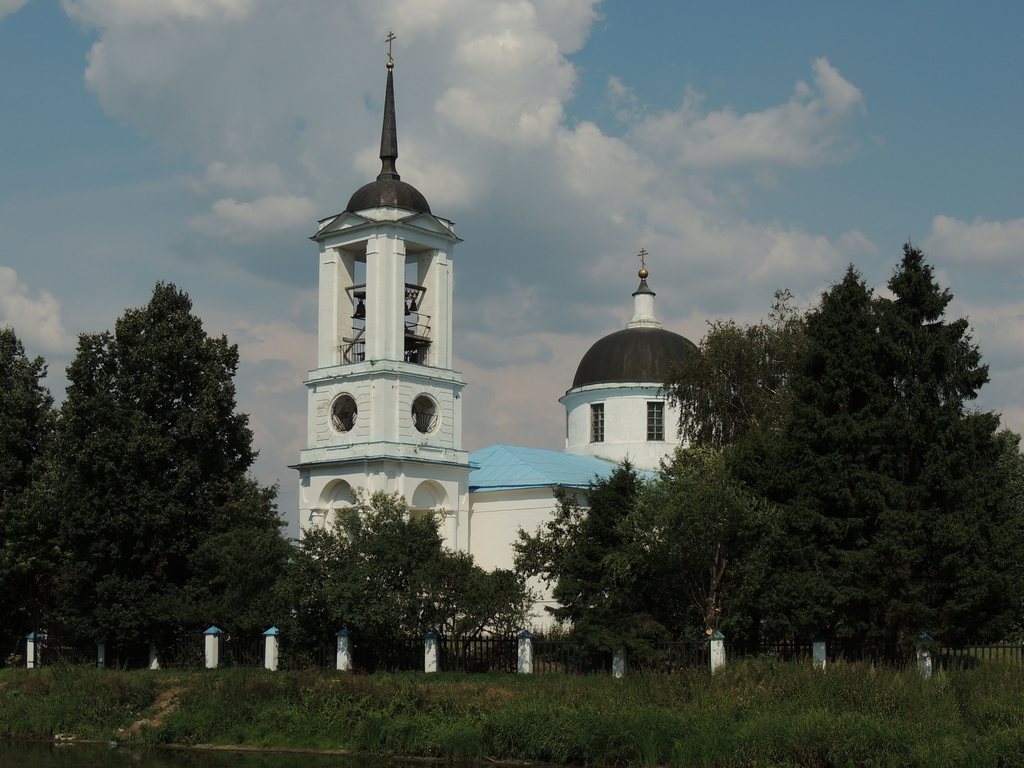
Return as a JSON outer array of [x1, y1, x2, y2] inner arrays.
[[331, 394, 358, 433], [411, 395, 438, 434]]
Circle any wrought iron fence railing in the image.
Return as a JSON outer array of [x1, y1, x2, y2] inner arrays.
[[440, 636, 517, 673]]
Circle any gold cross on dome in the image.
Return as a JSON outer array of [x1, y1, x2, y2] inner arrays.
[[385, 31, 396, 67]]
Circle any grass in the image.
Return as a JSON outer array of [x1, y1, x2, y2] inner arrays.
[[3, 659, 1024, 765]]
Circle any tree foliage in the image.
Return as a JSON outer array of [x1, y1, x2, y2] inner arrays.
[[0, 328, 53, 505], [516, 456, 773, 648], [666, 290, 805, 448], [627, 448, 779, 637], [514, 464, 665, 648], [0, 328, 55, 653], [283, 491, 530, 653], [742, 246, 1022, 644], [44, 283, 281, 643]]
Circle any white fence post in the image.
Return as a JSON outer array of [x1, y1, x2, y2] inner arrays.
[[97, 642, 107, 669], [148, 641, 160, 670], [25, 632, 40, 669], [812, 634, 827, 670], [263, 626, 279, 671], [612, 647, 627, 679], [204, 626, 223, 669], [336, 628, 353, 672], [517, 630, 533, 674], [917, 632, 934, 679], [710, 630, 726, 673], [424, 629, 439, 673]]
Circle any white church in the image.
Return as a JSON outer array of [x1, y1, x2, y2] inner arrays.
[[295, 53, 696, 609]]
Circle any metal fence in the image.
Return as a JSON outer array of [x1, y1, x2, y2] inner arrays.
[[631, 640, 709, 672], [532, 639, 612, 674], [440, 636, 517, 673], [352, 636, 423, 672], [728, 639, 812, 663], [157, 633, 204, 668], [15, 628, 1024, 676], [937, 643, 1024, 669]]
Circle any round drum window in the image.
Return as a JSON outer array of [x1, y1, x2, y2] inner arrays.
[[411, 395, 437, 434], [331, 394, 357, 433]]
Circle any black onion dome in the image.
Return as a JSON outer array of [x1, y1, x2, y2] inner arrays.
[[571, 327, 697, 388], [346, 178, 431, 214]]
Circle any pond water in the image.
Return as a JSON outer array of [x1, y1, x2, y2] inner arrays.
[[0, 741, 379, 768]]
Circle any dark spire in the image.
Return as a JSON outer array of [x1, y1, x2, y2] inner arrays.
[[340, 32, 432, 216], [378, 65, 400, 181]]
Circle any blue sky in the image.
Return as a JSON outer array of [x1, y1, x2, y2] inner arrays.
[[2, 1, 1022, 529]]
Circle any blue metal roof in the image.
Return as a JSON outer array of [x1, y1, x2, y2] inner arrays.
[[469, 444, 629, 492]]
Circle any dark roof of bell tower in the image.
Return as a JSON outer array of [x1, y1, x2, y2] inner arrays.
[[345, 62, 431, 214]]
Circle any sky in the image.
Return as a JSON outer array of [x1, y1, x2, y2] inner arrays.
[[2, 0, 1023, 532]]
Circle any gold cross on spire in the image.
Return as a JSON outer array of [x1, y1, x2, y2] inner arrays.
[[637, 248, 649, 278], [385, 31, 396, 69]]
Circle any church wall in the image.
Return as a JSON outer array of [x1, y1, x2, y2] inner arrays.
[[468, 487, 563, 571], [467, 486, 579, 629], [562, 383, 681, 470]]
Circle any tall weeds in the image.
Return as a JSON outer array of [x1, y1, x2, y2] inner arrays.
[[4, 660, 1024, 766]]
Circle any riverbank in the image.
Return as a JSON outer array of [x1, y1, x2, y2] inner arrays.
[[3, 660, 1024, 766]]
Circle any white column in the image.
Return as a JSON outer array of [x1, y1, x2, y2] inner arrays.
[[917, 632, 934, 679], [812, 637, 827, 670], [419, 249, 453, 369], [149, 642, 161, 670], [204, 626, 223, 669], [710, 631, 726, 673], [365, 234, 405, 361], [424, 630, 439, 673], [612, 647, 627, 679], [318, 247, 339, 367], [25, 632, 39, 669], [517, 631, 533, 674], [336, 628, 353, 672], [263, 627, 279, 671]]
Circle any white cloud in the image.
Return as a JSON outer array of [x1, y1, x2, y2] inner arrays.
[[629, 57, 865, 169], [435, 8, 578, 145], [202, 160, 285, 193], [0, 267, 73, 353], [0, 0, 30, 23], [189, 195, 316, 242], [63, 0, 254, 26], [60, 0, 882, 464], [924, 215, 1024, 269]]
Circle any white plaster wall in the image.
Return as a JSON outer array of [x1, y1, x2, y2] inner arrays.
[[468, 487, 572, 628], [560, 383, 680, 470]]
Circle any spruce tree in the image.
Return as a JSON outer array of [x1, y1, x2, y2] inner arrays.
[[876, 245, 1015, 641], [753, 248, 1019, 645]]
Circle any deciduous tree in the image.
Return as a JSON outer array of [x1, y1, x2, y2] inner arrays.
[[283, 491, 530, 659], [666, 290, 805, 448], [0, 328, 55, 654], [46, 283, 281, 644]]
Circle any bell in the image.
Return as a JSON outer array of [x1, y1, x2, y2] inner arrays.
[[352, 299, 365, 319], [408, 296, 418, 313]]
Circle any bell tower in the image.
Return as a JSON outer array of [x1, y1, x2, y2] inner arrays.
[[296, 37, 470, 549]]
